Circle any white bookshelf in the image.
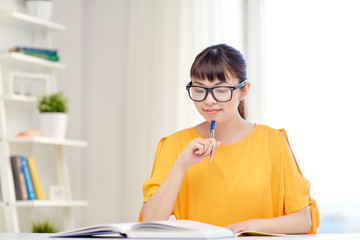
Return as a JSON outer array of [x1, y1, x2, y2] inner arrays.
[[0, 8, 87, 233], [0, 52, 66, 69], [3, 95, 38, 103], [15, 200, 88, 208], [9, 137, 88, 147], [0, 10, 66, 31]]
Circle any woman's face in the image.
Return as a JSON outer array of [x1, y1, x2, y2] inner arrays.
[[192, 77, 245, 124]]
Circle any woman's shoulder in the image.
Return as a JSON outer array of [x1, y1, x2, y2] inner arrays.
[[253, 125, 296, 155], [255, 124, 278, 133], [254, 124, 285, 141]]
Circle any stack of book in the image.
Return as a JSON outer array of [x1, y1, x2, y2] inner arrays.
[[10, 155, 45, 201], [9, 46, 59, 62]]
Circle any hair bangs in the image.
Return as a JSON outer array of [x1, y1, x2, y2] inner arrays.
[[190, 50, 230, 83]]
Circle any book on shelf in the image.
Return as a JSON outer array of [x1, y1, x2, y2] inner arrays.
[[11, 155, 45, 200], [52, 220, 285, 239], [16, 130, 42, 138], [19, 156, 36, 200], [27, 156, 45, 200], [10, 46, 58, 56], [10, 156, 28, 200], [9, 46, 59, 62]]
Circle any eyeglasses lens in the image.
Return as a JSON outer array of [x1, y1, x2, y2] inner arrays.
[[189, 87, 231, 102]]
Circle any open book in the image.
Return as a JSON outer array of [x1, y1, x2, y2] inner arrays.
[[52, 220, 284, 239]]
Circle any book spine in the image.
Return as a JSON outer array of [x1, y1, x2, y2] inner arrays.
[[12, 46, 58, 56], [27, 156, 45, 200], [10, 156, 23, 200], [20, 156, 36, 200], [11, 156, 28, 200]]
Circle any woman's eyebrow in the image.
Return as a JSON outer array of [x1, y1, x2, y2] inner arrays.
[[193, 80, 227, 86]]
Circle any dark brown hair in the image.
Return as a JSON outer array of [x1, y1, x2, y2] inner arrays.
[[190, 44, 248, 119]]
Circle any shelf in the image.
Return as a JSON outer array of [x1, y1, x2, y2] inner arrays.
[[0, 53, 66, 69], [0, 10, 66, 31], [3, 95, 38, 103], [9, 137, 88, 147], [15, 200, 88, 207]]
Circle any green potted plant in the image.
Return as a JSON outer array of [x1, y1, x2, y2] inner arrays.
[[38, 92, 68, 139], [32, 220, 58, 233]]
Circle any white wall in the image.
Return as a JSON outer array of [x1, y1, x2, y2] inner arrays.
[[82, 0, 129, 225], [52, 1, 85, 226], [53, 0, 130, 226]]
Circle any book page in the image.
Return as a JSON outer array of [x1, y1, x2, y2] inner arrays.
[[128, 220, 234, 239], [236, 231, 286, 237], [52, 222, 137, 237]]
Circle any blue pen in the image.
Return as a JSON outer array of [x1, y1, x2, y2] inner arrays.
[[209, 121, 215, 163]]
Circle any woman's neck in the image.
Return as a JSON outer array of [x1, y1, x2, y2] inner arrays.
[[194, 116, 255, 145]]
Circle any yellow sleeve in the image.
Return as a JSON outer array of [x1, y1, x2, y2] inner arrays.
[[279, 132, 310, 214], [139, 137, 179, 221], [143, 136, 178, 201]]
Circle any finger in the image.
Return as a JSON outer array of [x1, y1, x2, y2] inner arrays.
[[208, 138, 216, 154], [194, 140, 212, 156], [195, 149, 204, 155], [199, 142, 213, 156], [193, 142, 205, 155], [200, 140, 212, 156], [208, 139, 220, 154], [193, 139, 210, 155], [202, 141, 210, 153], [214, 141, 221, 154], [224, 225, 237, 234], [231, 225, 246, 234], [224, 224, 233, 230]]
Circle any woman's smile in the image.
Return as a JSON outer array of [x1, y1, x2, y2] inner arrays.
[[203, 108, 222, 115]]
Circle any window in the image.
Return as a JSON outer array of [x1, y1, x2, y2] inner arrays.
[[264, 0, 360, 233]]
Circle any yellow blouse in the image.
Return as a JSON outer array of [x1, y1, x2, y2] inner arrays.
[[142, 124, 311, 227]]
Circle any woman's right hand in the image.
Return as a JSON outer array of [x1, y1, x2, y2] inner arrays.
[[178, 137, 221, 167]]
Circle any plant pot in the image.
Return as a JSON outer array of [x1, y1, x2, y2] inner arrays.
[[26, 1, 53, 21], [40, 113, 67, 139]]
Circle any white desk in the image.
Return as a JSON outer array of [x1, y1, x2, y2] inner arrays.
[[0, 233, 360, 240]]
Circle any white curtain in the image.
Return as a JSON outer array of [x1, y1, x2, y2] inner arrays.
[[264, 0, 360, 233]]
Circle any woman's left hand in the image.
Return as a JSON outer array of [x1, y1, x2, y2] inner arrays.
[[225, 220, 258, 234], [225, 206, 311, 234]]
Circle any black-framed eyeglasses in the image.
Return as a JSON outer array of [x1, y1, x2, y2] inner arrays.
[[186, 81, 246, 102]]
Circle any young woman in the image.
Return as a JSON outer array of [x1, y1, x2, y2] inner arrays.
[[140, 44, 318, 234]]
